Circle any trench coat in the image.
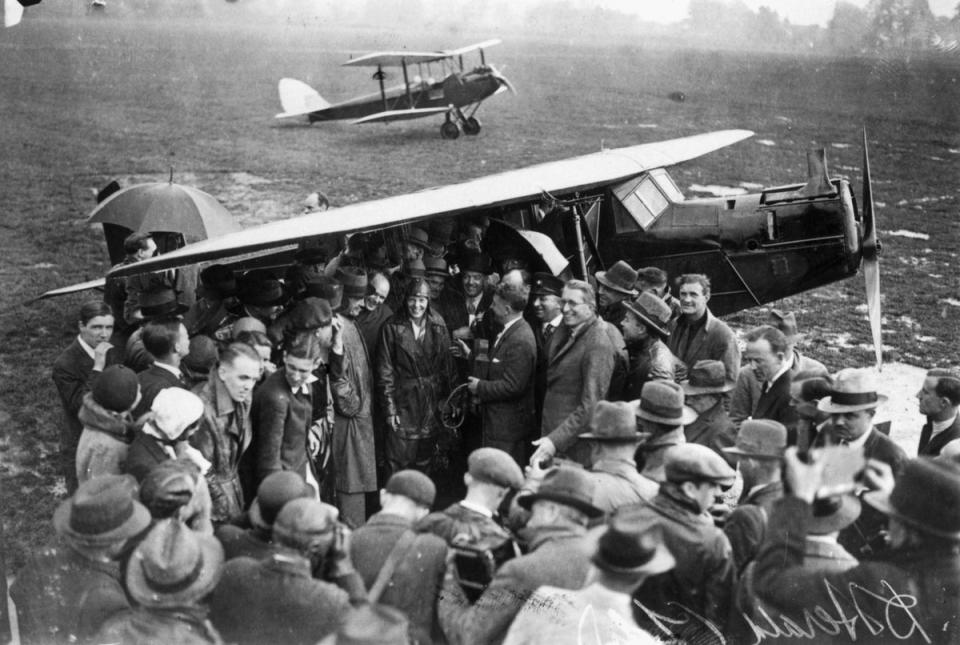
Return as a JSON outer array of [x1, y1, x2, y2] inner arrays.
[[376, 309, 454, 441], [75, 392, 134, 484], [191, 374, 251, 524], [330, 316, 377, 492]]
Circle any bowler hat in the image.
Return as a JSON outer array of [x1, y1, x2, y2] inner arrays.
[[595, 261, 639, 296], [636, 381, 697, 426], [385, 470, 436, 508], [140, 289, 189, 318], [808, 495, 861, 535], [531, 272, 564, 298], [92, 365, 140, 412], [518, 466, 603, 519], [406, 227, 431, 251], [181, 335, 218, 376], [681, 360, 735, 396], [592, 516, 674, 576], [287, 297, 333, 330], [581, 400, 647, 443], [335, 267, 368, 300], [818, 368, 888, 414], [864, 457, 960, 540], [199, 264, 236, 297], [623, 291, 672, 339], [468, 448, 524, 489], [249, 471, 315, 530], [405, 258, 426, 278], [53, 474, 151, 547], [126, 519, 224, 608], [304, 274, 343, 310], [722, 419, 788, 460], [272, 498, 339, 550], [423, 256, 449, 278], [769, 309, 803, 340], [459, 251, 491, 276], [151, 388, 205, 441], [664, 443, 736, 487], [240, 277, 286, 307], [140, 460, 200, 519]]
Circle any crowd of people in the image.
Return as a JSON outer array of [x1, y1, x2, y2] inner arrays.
[[19, 220, 960, 644]]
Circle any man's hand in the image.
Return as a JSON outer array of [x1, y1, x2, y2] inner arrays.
[[327, 521, 357, 578], [308, 421, 325, 458], [783, 446, 825, 504], [450, 338, 471, 359], [262, 359, 277, 377], [388, 415, 402, 433], [529, 437, 556, 469], [466, 376, 479, 395], [331, 317, 344, 355], [93, 341, 114, 371], [862, 458, 895, 494]]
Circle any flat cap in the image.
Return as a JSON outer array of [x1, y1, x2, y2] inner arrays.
[[468, 448, 523, 489], [664, 443, 736, 487], [385, 470, 436, 508]]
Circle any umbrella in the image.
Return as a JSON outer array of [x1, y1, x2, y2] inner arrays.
[[87, 181, 241, 242]]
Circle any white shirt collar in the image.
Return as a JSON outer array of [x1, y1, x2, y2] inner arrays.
[[495, 316, 522, 345], [767, 352, 794, 387], [290, 373, 318, 396], [153, 361, 182, 379], [77, 335, 96, 360], [458, 499, 493, 518], [931, 412, 958, 436], [544, 314, 562, 331], [846, 427, 872, 449]]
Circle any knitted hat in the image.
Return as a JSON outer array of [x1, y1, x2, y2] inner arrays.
[[92, 365, 140, 412]]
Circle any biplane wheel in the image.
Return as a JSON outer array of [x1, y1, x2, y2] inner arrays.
[[462, 117, 481, 135], [441, 122, 460, 140]]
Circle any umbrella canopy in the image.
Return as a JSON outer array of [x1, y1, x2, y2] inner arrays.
[[87, 182, 240, 243]]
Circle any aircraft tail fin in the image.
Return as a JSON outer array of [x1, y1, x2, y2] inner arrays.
[[275, 78, 330, 119]]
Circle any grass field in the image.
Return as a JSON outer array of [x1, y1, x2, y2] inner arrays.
[[1, 16, 958, 569]]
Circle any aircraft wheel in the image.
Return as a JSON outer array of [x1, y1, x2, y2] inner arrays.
[[441, 122, 460, 140], [463, 117, 481, 135]]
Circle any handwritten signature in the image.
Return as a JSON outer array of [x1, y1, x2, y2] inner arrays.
[[634, 579, 929, 643]]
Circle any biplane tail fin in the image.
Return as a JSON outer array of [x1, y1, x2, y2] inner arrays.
[[275, 78, 330, 119]]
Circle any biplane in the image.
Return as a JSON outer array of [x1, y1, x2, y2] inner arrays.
[[104, 129, 882, 363], [275, 39, 515, 139]]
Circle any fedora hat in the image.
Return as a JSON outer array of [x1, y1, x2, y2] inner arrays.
[[335, 266, 368, 299], [864, 457, 960, 541], [139, 288, 189, 318], [592, 516, 674, 576], [623, 291, 672, 339], [595, 261, 639, 296], [199, 264, 236, 297], [240, 277, 286, 307], [581, 400, 648, 443], [405, 258, 426, 278], [808, 495, 861, 535], [636, 381, 697, 426], [531, 272, 564, 298], [681, 360, 735, 395], [722, 419, 788, 460], [769, 309, 803, 340], [53, 474, 151, 547], [791, 376, 833, 422], [818, 368, 888, 414], [405, 227, 431, 251], [423, 256, 449, 278], [518, 466, 603, 519], [126, 519, 224, 608]]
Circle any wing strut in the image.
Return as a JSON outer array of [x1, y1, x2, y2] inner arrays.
[[571, 205, 589, 279], [721, 252, 762, 306], [402, 58, 413, 109], [376, 65, 387, 112]]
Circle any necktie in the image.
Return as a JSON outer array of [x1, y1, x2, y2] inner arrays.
[[543, 323, 555, 341], [760, 381, 770, 396]]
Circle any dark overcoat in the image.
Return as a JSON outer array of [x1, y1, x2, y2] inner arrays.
[[251, 368, 312, 483], [52, 338, 119, 458], [724, 480, 784, 573], [668, 309, 741, 382], [132, 363, 185, 421], [330, 316, 377, 492]]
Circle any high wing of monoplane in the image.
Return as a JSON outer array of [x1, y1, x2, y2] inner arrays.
[[275, 39, 514, 139]]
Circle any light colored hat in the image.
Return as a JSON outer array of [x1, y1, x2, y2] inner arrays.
[[581, 401, 648, 443], [681, 360, 736, 395], [664, 443, 736, 488], [151, 388, 205, 441], [622, 291, 672, 339], [468, 448, 524, 489], [818, 368, 888, 414], [722, 419, 788, 460], [636, 381, 697, 426]]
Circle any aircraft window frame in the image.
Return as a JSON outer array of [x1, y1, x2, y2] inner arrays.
[[650, 169, 684, 202], [635, 177, 669, 218]]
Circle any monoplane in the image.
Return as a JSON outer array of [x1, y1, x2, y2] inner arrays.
[[105, 129, 882, 365], [275, 39, 515, 139]]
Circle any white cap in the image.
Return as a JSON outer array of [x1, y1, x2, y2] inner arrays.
[[151, 388, 205, 440]]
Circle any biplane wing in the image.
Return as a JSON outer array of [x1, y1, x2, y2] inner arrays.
[[342, 40, 502, 68], [109, 129, 754, 278], [351, 107, 451, 125], [33, 277, 105, 301]]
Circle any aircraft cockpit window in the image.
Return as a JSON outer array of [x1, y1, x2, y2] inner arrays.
[[612, 174, 670, 232], [650, 169, 684, 202], [636, 178, 669, 217]]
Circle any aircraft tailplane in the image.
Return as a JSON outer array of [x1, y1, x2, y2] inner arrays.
[[276, 78, 330, 118]]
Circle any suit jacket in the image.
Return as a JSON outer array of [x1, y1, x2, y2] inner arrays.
[[475, 318, 537, 459], [251, 369, 312, 484], [724, 481, 784, 573], [683, 400, 737, 463], [542, 316, 615, 463], [209, 553, 349, 645], [668, 309, 740, 382], [124, 431, 172, 483], [751, 367, 797, 433], [918, 413, 960, 456], [52, 338, 119, 449], [350, 512, 448, 645], [132, 363, 185, 421], [438, 524, 594, 645], [730, 350, 828, 428]]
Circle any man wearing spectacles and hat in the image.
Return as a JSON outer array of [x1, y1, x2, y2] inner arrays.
[[755, 451, 960, 644], [11, 475, 152, 645], [815, 368, 907, 558], [620, 291, 678, 400], [916, 367, 960, 457], [619, 444, 737, 643], [439, 466, 602, 645]]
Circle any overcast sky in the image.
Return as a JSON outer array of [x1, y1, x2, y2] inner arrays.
[[593, 0, 957, 26]]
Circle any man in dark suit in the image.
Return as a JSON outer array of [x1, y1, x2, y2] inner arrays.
[[667, 273, 739, 382], [52, 300, 120, 492], [530, 273, 564, 433], [916, 367, 960, 457], [816, 368, 908, 558], [130, 317, 190, 420], [466, 281, 537, 464], [740, 325, 797, 436], [350, 471, 448, 645]]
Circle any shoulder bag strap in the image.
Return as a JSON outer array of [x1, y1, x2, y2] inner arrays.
[[367, 529, 418, 604]]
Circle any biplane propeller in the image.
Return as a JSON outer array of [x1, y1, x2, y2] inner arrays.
[[274, 39, 514, 139], [97, 129, 881, 364]]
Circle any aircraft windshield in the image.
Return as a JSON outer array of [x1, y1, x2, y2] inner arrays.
[[612, 174, 670, 232], [650, 169, 684, 202]]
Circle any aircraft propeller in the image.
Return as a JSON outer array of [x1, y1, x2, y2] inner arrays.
[[484, 63, 516, 95], [861, 128, 882, 370]]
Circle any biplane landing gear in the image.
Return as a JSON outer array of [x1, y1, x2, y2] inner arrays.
[[440, 120, 460, 140], [462, 117, 481, 136]]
